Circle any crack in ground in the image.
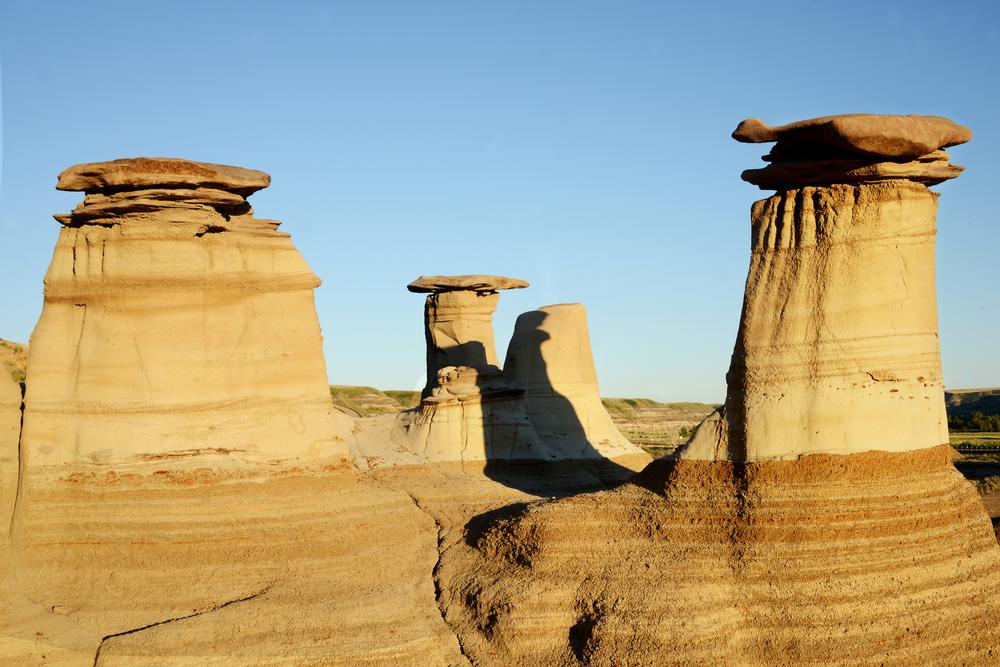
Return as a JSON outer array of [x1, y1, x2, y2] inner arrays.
[[401, 490, 473, 664], [7, 381, 26, 540], [91, 584, 273, 666]]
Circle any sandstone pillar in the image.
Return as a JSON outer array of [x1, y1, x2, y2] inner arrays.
[[408, 275, 527, 397], [20, 158, 352, 467], [504, 303, 642, 460], [683, 114, 970, 461], [392, 275, 547, 462]]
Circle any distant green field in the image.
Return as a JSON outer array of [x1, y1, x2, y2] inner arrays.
[[950, 432, 1000, 448]]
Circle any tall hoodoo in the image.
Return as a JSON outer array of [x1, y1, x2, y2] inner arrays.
[[685, 114, 969, 461], [20, 158, 351, 466], [391, 275, 547, 462], [504, 303, 641, 460], [408, 274, 528, 398], [438, 116, 1000, 665]]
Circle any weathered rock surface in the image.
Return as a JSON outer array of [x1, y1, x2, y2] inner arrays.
[[418, 289, 506, 396], [439, 445, 999, 665], [438, 114, 1000, 664], [732, 114, 971, 159], [736, 114, 971, 189], [20, 158, 352, 467], [742, 149, 963, 188], [57, 157, 271, 195], [407, 274, 529, 294], [683, 181, 948, 461], [0, 463, 468, 666], [504, 304, 644, 460], [391, 276, 548, 462], [0, 370, 21, 546]]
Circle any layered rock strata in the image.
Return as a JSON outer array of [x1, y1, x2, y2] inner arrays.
[[0, 371, 21, 543], [392, 276, 548, 462], [20, 158, 351, 467], [504, 303, 643, 460], [408, 274, 528, 397], [438, 114, 1000, 664]]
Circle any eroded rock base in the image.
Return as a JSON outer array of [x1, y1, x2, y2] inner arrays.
[[439, 445, 1000, 665]]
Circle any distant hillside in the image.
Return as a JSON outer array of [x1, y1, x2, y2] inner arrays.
[[329, 385, 409, 418], [947, 388, 1000, 432], [383, 390, 420, 409], [946, 388, 1000, 418], [602, 398, 718, 455], [0, 338, 27, 384]]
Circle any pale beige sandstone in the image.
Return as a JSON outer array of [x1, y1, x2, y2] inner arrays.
[[20, 158, 352, 467], [406, 275, 527, 396], [0, 464, 469, 666], [0, 371, 21, 545], [436, 114, 1000, 665], [504, 303, 645, 460], [683, 179, 950, 461], [389, 276, 549, 463]]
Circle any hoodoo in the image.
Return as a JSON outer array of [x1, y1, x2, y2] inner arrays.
[[19, 158, 352, 467], [437, 115, 1000, 665], [391, 275, 548, 462], [504, 303, 641, 460]]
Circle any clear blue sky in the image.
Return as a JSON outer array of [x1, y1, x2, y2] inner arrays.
[[1, 1, 997, 402]]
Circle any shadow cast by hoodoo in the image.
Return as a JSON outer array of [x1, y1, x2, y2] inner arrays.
[[482, 309, 636, 497]]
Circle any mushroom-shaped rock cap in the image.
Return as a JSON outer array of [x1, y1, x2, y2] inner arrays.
[[733, 114, 971, 160], [407, 275, 529, 293], [57, 157, 271, 195]]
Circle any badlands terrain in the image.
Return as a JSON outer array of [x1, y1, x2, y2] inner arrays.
[[3, 113, 1000, 665]]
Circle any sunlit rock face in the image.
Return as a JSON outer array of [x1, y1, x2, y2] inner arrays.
[[392, 275, 548, 462], [685, 114, 967, 462], [20, 158, 352, 466], [438, 115, 1000, 666], [504, 303, 642, 460], [0, 370, 21, 543]]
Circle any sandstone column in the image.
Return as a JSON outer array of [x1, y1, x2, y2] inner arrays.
[[684, 114, 970, 461], [408, 275, 527, 397], [391, 275, 547, 462], [504, 303, 643, 460], [20, 158, 352, 467]]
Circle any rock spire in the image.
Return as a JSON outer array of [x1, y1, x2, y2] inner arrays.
[[392, 275, 546, 462]]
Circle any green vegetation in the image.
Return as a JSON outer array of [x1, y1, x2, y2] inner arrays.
[[950, 432, 1000, 448], [383, 390, 421, 409], [329, 385, 407, 418], [949, 412, 1000, 432], [0, 338, 28, 384]]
